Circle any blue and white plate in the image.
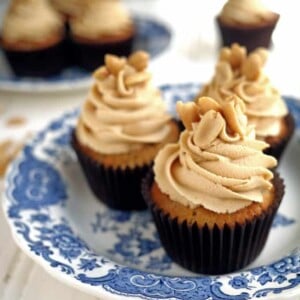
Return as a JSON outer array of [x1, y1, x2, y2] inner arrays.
[[3, 83, 300, 299], [0, 16, 171, 93]]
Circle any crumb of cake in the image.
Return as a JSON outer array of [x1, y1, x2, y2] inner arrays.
[[0, 139, 24, 177], [6, 116, 27, 127]]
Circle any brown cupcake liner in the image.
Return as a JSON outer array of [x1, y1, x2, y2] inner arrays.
[[216, 15, 279, 53], [70, 36, 135, 71], [2, 39, 67, 78], [264, 113, 295, 162], [71, 131, 149, 211], [142, 171, 284, 275]]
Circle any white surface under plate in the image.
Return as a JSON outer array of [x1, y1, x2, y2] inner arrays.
[[2, 83, 300, 300], [0, 15, 171, 93]]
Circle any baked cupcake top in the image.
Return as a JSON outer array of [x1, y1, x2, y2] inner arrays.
[[1, 0, 64, 44], [200, 43, 288, 139], [219, 0, 278, 26], [70, 0, 134, 40], [76, 51, 173, 155], [154, 96, 277, 214]]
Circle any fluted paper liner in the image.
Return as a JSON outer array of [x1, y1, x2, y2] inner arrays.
[[72, 131, 149, 211], [142, 171, 284, 275], [216, 15, 280, 53], [2, 39, 67, 77]]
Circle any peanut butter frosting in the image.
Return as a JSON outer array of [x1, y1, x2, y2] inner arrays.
[[219, 0, 277, 26], [200, 43, 288, 138], [76, 51, 173, 155], [70, 0, 133, 39], [154, 96, 277, 214], [49, 0, 88, 18], [2, 0, 64, 43]]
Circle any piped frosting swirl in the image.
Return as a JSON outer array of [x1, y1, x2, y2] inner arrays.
[[219, 0, 277, 26], [2, 0, 64, 43], [154, 96, 277, 213], [200, 43, 287, 138], [76, 51, 173, 155]]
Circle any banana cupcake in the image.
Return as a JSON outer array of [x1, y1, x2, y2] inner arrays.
[[0, 0, 66, 77], [142, 96, 284, 274], [72, 51, 180, 210], [199, 43, 294, 161], [216, 0, 279, 52], [69, 0, 135, 71]]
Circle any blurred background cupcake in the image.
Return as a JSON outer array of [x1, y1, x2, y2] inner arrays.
[[69, 0, 136, 71], [216, 0, 280, 52], [0, 0, 66, 77]]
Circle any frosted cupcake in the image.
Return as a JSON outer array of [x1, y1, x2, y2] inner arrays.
[[142, 96, 284, 274], [216, 0, 280, 52], [69, 0, 135, 71], [199, 43, 294, 161], [0, 0, 66, 77], [72, 51, 180, 210]]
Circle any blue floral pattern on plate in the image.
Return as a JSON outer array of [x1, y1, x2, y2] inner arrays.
[[3, 83, 300, 299], [0, 16, 171, 92]]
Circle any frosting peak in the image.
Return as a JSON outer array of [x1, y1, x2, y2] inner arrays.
[[76, 51, 173, 155], [200, 43, 288, 138], [154, 96, 277, 214]]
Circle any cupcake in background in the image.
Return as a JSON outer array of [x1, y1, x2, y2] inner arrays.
[[0, 0, 66, 77], [49, 0, 86, 21], [69, 0, 136, 71], [199, 43, 294, 161], [142, 95, 284, 274], [216, 0, 280, 52], [72, 51, 180, 210]]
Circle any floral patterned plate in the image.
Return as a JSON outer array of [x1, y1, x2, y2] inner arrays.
[[2, 83, 300, 300], [0, 15, 171, 93]]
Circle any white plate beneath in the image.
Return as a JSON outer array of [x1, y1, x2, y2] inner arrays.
[[0, 16, 171, 93], [2, 83, 300, 299]]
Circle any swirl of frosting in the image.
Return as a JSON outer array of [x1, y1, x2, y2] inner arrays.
[[219, 0, 277, 26], [200, 43, 288, 138], [154, 96, 277, 214], [70, 0, 133, 40], [76, 51, 173, 155], [2, 0, 64, 44]]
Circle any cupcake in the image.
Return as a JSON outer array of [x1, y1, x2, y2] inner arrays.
[[71, 51, 180, 210], [69, 0, 136, 71], [216, 0, 280, 52], [142, 96, 284, 274], [199, 43, 295, 161], [0, 0, 66, 77]]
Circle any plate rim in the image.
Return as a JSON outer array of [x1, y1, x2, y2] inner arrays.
[[2, 82, 300, 300]]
